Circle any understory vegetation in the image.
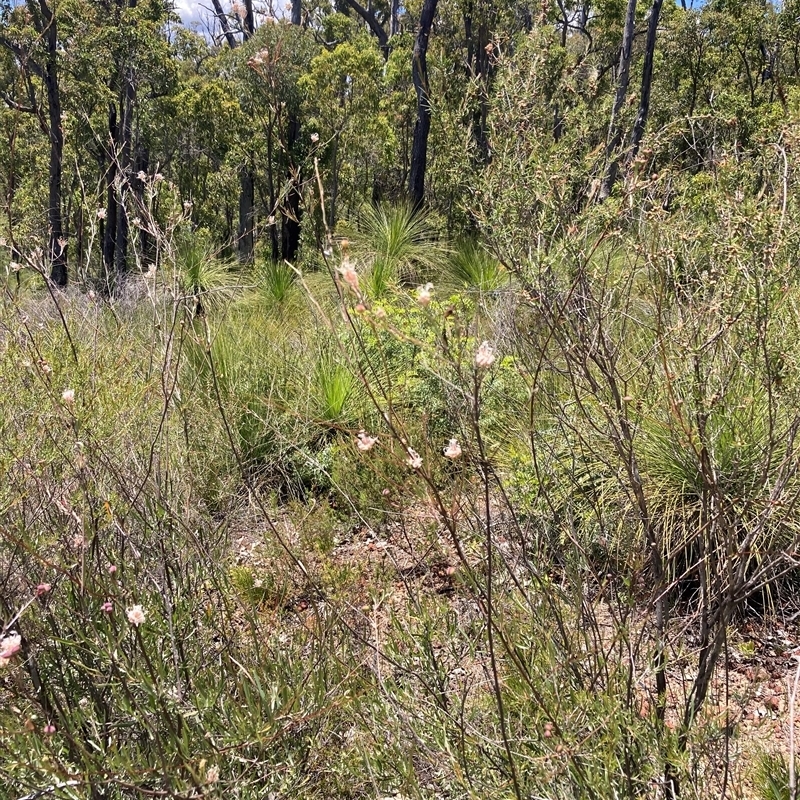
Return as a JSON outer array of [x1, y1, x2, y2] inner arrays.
[[5, 1, 800, 799]]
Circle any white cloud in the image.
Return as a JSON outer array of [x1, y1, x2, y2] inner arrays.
[[173, 0, 207, 27]]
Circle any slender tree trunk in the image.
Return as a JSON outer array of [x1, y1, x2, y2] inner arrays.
[[243, 0, 254, 41], [281, 0, 302, 262], [238, 167, 255, 262], [237, 0, 256, 262], [41, 0, 66, 286], [627, 0, 664, 167], [114, 69, 134, 274], [409, 0, 439, 208], [282, 114, 302, 262], [210, 0, 238, 48], [103, 100, 118, 277], [342, 0, 389, 57], [599, 0, 637, 201]]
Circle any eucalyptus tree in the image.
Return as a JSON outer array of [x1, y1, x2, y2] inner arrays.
[[408, 0, 438, 207], [0, 0, 67, 285]]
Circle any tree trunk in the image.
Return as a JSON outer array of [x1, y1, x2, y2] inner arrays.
[[40, 0, 67, 286], [627, 0, 665, 167], [103, 100, 118, 277], [237, 0, 256, 262], [280, 0, 302, 263], [238, 167, 255, 263], [243, 0, 255, 42], [282, 114, 302, 262], [211, 0, 238, 48], [599, 0, 637, 201], [114, 68, 135, 274], [342, 0, 389, 57], [408, 0, 439, 208]]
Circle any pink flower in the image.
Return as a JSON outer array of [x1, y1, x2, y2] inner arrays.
[[475, 341, 496, 369], [61, 388, 75, 405], [101, 601, 113, 613], [356, 431, 378, 452], [126, 605, 145, 626], [416, 283, 433, 307], [0, 632, 22, 666], [444, 438, 462, 459], [337, 260, 360, 295], [108, 564, 117, 575], [35, 583, 51, 597], [406, 448, 423, 470], [43, 724, 56, 735]]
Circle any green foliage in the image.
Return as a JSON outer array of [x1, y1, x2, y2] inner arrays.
[[755, 753, 790, 800], [445, 237, 508, 292], [341, 203, 447, 296]]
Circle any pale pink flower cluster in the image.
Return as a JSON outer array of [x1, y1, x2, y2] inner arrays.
[[406, 448, 423, 469], [126, 605, 146, 626], [444, 438, 462, 459], [0, 632, 22, 667], [61, 388, 75, 405], [310, 132, 320, 143], [206, 765, 220, 784], [356, 431, 378, 452], [338, 259, 360, 295], [416, 283, 433, 307], [475, 341, 496, 369]]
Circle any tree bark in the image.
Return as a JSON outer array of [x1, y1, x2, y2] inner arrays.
[[408, 0, 439, 208], [210, 0, 237, 48], [282, 112, 302, 262], [238, 167, 255, 262], [341, 0, 389, 57], [114, 67, 135, 274], [279, 0, 302, 263], [0, 1, 69, 285], [103, 100, 118, 277], [599, 0, 637, 201], [238, 0, 256, 261], [39, 0, 67, 286], [627, 0, 665, 167], [243, 0, 255, 42]]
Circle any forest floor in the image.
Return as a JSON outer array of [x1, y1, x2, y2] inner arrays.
[[229, 497, 800, 799]]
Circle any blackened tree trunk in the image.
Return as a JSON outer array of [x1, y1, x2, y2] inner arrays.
[[39, 0, 66, 286], [238, 0, 256, 262], [243, 0, 255, 41], [282, 114, 302, 262], [114, 68, 135, 274], [627, 0, 665, 167], [238, 167, 255, 262], [282, 0, 302, 263], [102, 101, 118, 276], [211, 0, 237, 48], [408, 0, 439, 208], [599, 0, 637, 201], [342, 0, 389, 58], [0, 1, 68, 285]]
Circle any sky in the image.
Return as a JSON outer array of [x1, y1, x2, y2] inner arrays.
[[173, 0, 206, 28]]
